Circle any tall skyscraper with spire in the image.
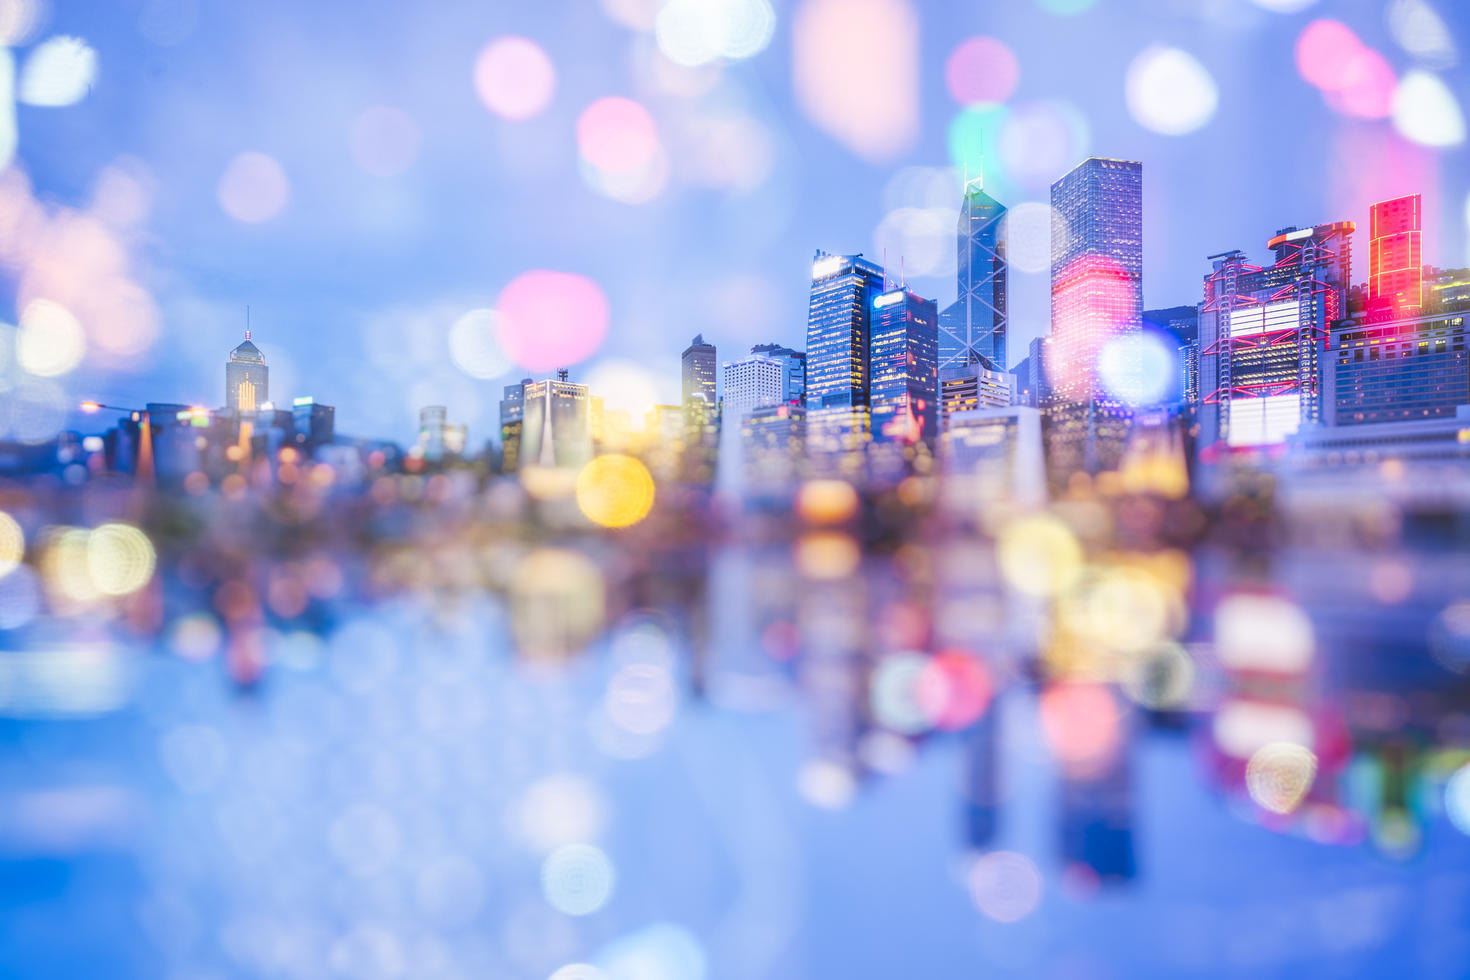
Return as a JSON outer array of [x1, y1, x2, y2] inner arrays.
[[940, 174, 1008, 371], [225, 328, 268, 412]]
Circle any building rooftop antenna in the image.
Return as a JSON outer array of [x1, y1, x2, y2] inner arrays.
[[245, 304, 251, 341]]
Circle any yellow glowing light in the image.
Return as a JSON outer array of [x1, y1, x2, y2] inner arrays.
[[795, 531, 861, 579], [796, 479, 859, 524], [996, 514, 1083, 597], [0, 511, 23, 576], [576, 454, 656, 528], [86, 523, 156, 596]]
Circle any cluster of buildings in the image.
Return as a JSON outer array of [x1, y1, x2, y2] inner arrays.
[[22, 158, 1467, 505]]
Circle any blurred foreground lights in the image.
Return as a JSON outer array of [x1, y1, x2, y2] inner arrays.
[[168, 613, 222, 661], [1039, 684, 1121, 777], [967, 851, 1043, 923], [1005, 202, 1067, 274], [0, 566, 40, 630], [17, 299, 85, 376], [509, 548, 606, 660], [1215, 593, 1313, 673], [577, 96, 668, 203], [996, 515, 1082, 597], [797, 759, 856, 809], [605, 662, 677, 735], [1245, 742, 1318, 815], [475, 36, 556, 121], [17, 35, 96, 107], [870, 652, 930, 735], [1445, 764, 1470, 836], [217, 151, 289, 223], [86, 523, 155, 596], [514, 775, 609, 854], [0, 510, 24, 576], [655, 0, 775, 67], [944, 36, 1019, 106], [1249, 0, 1317, 11], [999, 101, 1090, 192], [1125, 46, 1218, 136], [550, 965, 609, 980], [594, 923, 706, 980], [495, 270, 610, 373], [1121, 643, 1194, 710], [577, 454, 655, 528], [1097, 329, 1176, 406], [349, 106, 420, 177], [448, 308, 511, 379], [796, 478, 858, 524], [1388, 0, 1456, 69], [0, 0, 42, 46], [915, 650, 992, 730], [792, 0, 918, 162], [795, 532, 860, 580], [541, 843, 615, 916], [1429, 600, 1470, 673], [1392, 70, 1465, 147]]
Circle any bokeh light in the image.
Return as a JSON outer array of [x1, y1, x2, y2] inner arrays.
[[967, 851, 1043, 923], [869, 652, 931, 734], [1215, 593, 1313, 672], [797, 759, 856, 809], [594, 923, 706, 980], [1446, 763, 1470, 835], [998, 100, 1089, 192], [576, 455, 655, 528], [655, 0, 776, 66], [947, 104, 1007, 189], [1387, 0, 1455, 68], [16, 298, 85, 376], [1005, 201, 1068, 274], [0, 0, 41, 46], [17, 35, 96, 107], [944, 37, 1018, 106], [541, 843, 615, 916], [793, 0, 918, 162], [1245, 742, 1318, 815], [475, 36, 556, 121], [872, 207, 950, 278], [1296, 21, 1365, 92], [577, 97, 668, 204], [584, 359, 659, 420], [997, 515, 1082, 597], [447, 308, 511, 379], [600, 0, 662, 31], [1125, 46, 1218, 136], [494, 270, 610, 373], [86, 523, 156, 596], [349, 106, 420, 177], [217, 152, 289, 224], [796, 479, 859, 524], [514, 775, 608, 855], [1250, 0, 1318, 11], [1039, 684, 1121, 775], [0, 511, 23, 576], [1392, 70, 1466, 147], [914, 650, 991, 730], [1097, 328, 1177, 405]]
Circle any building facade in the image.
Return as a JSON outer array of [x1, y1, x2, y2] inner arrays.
[[940, 355, 1013, 430], [805, 251, 887, 476], [521, 377, 592, 469], [1368, 193, 1423, 321], [225, 333, 268, 413], [868, 287, 940, 483], [722, 354, 786, 424], [1324, 309, 1468, 425], [939, 177, 1008, 370]]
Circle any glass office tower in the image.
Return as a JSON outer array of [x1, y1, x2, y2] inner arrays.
[[940, 177, 1008, 371], [868, 287, 940, 485], [805, 251, 886, 477], [225, 331, 269, 413], [1050, 157, 1143, 402], [1368, 193, 1423, 321]]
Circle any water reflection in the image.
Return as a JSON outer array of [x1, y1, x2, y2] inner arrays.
[[1, 469, 1469, 976]]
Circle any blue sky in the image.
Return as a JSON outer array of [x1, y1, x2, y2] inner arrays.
[[10, 0, 1470, 444]]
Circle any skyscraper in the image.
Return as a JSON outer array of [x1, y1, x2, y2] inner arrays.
[[521, 375, 592, 468], [749, 342, 807, 404], [868, 286, 940, 483], [681, 334, 718, 483], [225, 331, 268, 412], [940, 177, 1008, 370], [1050, 158, 1143, 402], [1198, 220, 1354, 450], [805, 251, 886, 475], [722, 354, 786, 424], [1368, 193, 1423, 320], [499, 378, 530, 474], [940, 355, 1013, 430], [681, 334, 717, 409]]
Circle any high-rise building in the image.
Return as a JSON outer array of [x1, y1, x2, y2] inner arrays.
[[722, 354, 786, 424], [805, 251, 887, 476], [225, 331, 268, 413], [1428, 267, 1470, 313], [1368, 194, 1423, 321], [1323, 309, 1468, 425], [1050, 158, 1143, 402], [749, 343, 807, 404], [940, 354, 1013, 430], [499, 378, 530, 473], [521, 376, 592, 468], [869, 286, 940, 483], [681, 334, 717, 410], [939, 177, 1008, 370], [291, 396, 334, 447], [1198, 220, 1354, 451]]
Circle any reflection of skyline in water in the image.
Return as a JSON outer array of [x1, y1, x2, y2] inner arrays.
[[2, 466, 1470, 977]]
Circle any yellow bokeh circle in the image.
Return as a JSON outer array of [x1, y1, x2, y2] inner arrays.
[[575, 454, 656, 528]]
